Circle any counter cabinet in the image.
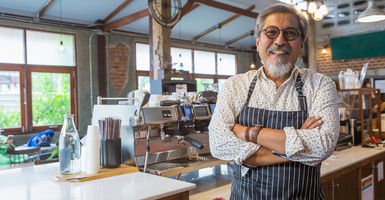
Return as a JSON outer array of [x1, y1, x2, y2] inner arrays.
[[321, 150, 385, 200]]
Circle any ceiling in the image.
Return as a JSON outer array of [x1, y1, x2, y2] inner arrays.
[[315, 0, 385, 41], [0, 0, 278, 50], [0, 0, 385, 49]]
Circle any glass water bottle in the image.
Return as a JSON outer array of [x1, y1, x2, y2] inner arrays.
[[59, 114, 81, 175]]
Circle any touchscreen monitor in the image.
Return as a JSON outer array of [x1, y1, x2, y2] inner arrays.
[[194, 106, 209, 117]]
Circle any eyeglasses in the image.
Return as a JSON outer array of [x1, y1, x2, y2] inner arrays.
[[261, 26, 301, 41]]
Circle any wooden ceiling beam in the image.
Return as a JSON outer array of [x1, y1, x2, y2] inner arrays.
[[196, 0, 258, 18], [37, 0, 55, 18], [193, 4, 255, 41], [104, 9, 149, 31], [225, 29, 254, 47], [180, 0, 199, 18], [102, 0, 133, 23]]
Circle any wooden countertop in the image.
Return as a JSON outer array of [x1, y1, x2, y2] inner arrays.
[[321, 146, 385, 182], [191, 146, 385, 199]]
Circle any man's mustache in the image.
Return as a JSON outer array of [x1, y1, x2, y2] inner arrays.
[[267, 45, 292, 54]]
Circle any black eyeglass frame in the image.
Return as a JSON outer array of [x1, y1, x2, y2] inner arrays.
[[261, 26, 301, 41]]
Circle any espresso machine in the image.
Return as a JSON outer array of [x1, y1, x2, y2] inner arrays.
[[92, 91, 225, 177], [337, 106, 354, 150]]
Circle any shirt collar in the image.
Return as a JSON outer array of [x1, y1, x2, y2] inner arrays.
[[256, 65, 300, 82]]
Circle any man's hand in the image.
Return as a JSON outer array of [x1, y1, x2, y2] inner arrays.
[[301, 116, 323, 129], [244, 146, 289, 166], [231, 124, 289, 166], [232, 123, 246, 140]]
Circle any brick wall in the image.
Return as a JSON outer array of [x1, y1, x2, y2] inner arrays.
[[316, 44, 385, 76], [108, 42, 130, 95]]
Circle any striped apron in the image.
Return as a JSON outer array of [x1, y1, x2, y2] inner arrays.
[[230, 73, 324, 200]]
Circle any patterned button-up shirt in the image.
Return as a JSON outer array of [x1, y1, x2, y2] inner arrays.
[[209, 66, 339, 170]]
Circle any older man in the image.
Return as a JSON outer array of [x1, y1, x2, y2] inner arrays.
[[209, 3, 339, 200]]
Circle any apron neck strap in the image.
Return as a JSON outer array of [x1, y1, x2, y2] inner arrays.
[[245, 71, 306, 107]]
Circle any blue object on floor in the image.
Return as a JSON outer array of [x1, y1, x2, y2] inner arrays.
[[27, 129, 55, 147]]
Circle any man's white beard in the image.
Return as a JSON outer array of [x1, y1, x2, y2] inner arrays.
[[265, 62, 293, 78]]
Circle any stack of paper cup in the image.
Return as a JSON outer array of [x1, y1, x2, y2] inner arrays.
[[86, 125, 100, 174]]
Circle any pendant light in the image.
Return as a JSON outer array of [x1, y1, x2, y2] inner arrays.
[[294, 1, 329, 21], [58, 0, 65, 52], [357, 0, 385, 23], [308, 1, 318, 14], [249, 31, 256, 70]]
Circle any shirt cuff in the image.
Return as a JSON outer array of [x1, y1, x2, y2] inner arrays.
[[284, 127, 304, 158], [235, 142, 260, 165]]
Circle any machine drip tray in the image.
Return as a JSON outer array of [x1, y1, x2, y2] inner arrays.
[[142, 155, 227, 177]]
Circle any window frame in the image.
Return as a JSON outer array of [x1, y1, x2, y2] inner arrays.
[[26, 66, 77, 133], [135, 42, 237, 89], [0, 64, 25, 134], [0, 26, 78, 135]]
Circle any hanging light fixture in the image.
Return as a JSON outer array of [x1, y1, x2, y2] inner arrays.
[[307, 1, 318, 14], [58, 0, 65, 52], [293, 1, 329, 21], [321, 44, 328, 54], [357, 0, 385, 23], [319, 3, 328, 16], [249, 31, 256, 70], [250, 63, 256, 69]]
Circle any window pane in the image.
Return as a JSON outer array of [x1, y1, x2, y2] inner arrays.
[[0, 27, 24, 64], [171, 47, 192, 72], [0, 71, 21, 128], [217, 53, 236, 75], [218, 79, 227, 91], [32, 72, 71, 126], [194, 50, 215, 75], [138, 76, 150, 91], [26, 30, 75, 66], [136, 43, 150, 71], [196, 78, 214, 92]]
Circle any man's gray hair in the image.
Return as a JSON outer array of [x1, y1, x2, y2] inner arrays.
[[255, 3, 308, 44]]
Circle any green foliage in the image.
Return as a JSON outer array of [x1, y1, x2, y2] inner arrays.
[[138, 76, 150, 91], [32, 73, 70, 126], [0, 72, 71, 129], [196, 78, 214, 92], [0, 104, 20, 128]]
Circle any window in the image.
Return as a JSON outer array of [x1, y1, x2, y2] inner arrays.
[[218, 78, 227, 91], [171, 47, 192, 72], [26, 30, 75, 66], [194, 50, 216, 75], [136, 43, 150, 90], [135, 43, 237, 93], [217, 53, 236, 75], [0, 70, 21, 128], [196, 78, 214, 92], [136, 43, 150, 71], [0, 27, 24, 64], [31, 71, 71, 126], [137, 76, 150, 92], [0, 26, 76, 135]]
